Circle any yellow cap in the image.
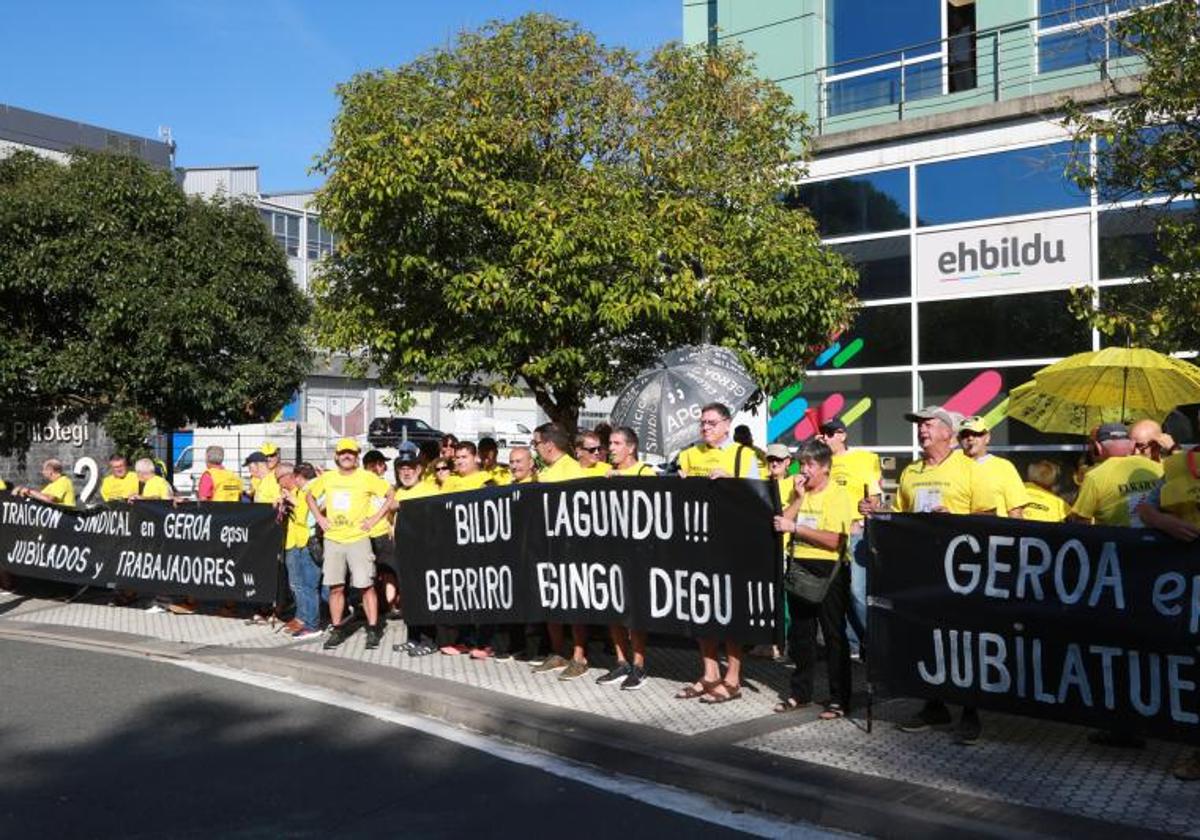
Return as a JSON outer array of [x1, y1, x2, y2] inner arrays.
[[958, 415, 989, 434], [334, 437, 360, 454], [260, 442, 280, 456]]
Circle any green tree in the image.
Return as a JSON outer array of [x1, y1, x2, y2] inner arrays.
[[313, 14, 856, 434], [0, 150, 312, 454], [1064, 0, 1200, 351]]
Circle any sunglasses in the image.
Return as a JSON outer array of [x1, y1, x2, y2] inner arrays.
[[581, 445, 602, 454], [766, 457, 787, 464], [699, 418, 725, 427], [435, 465, 451, 471], [336, 450, 358, 456]]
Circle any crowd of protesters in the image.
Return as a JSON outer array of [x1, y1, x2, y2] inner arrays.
[[2, 401, 1198, 775]]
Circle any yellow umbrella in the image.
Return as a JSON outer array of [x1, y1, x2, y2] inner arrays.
[[1006, 380, 1162, 435], [1032, 347, 1200, 418]]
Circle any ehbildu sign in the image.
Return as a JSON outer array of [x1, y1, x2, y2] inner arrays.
[[868, 514, 1200, 742], [915, 213, 1091, 299], [0, 498, 282, 602], [395, 477, 783, 644]]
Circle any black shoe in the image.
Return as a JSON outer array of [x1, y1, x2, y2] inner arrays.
[[956, 709, 982, 745], [323, 624, 350, 649], [620, 665, 648, 691], [897, 700, 953, 732], [596, 662, 634, 686], [1088, 729, 1146, 749], [365, 625, 383, 650]]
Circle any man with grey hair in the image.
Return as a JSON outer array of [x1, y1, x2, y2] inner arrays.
[[131, 458, 172, 500], [14, 458, 75, 506], [199, 445, 242, 502]]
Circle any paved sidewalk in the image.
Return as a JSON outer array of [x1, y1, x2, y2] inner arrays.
[[2, 589, 1196, 837]]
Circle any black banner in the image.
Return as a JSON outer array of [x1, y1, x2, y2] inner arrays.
[[0, 497, 282, 603], [395, 477, 783, 644], [868, 513, 1200, 742]]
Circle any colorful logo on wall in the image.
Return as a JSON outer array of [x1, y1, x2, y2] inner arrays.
[[768, 335, 1012, 444]]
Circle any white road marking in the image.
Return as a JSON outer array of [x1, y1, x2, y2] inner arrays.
[[175, 659, 855, 839]]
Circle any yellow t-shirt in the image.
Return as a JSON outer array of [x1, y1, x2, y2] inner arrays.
[[254, 471, 282, 504], [540, 454, 583, 483], [1022, 483, 1069, 523], [1160, 451, 1200, 526], [205, 466, 244, 502], [442, 471, 494, 494], [365, 473, 396, 538], [100, 473, 139, 501], [485, 465, 512, 486], [974, 454, 1029, 517], [830, 449, 882, 522], [306, 468, 392, 544], [0, 477, 6, 492], [1071, 455, 1163, 527], [139, 475, 172, 500], [896, 450, 994, 515], [285, 487, 312, 550], [613, 461, 655, 477], [42, 475, 76, 506], [579, 462, 612, 478], [776, 476, 797, 553], [514, 475, 536, 484], [789, 482, 855, 562], [395, 482, 439, 503], [678, 442, 759, 478]]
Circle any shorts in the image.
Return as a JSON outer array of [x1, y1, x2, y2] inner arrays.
[[322, 538, 376, 589]]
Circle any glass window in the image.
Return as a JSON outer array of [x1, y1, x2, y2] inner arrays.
[[918, 290, 1091, 363], [814, 304, 911, 370], [1098, 201, 1193, 279], [306, 216, 336, 259], [789, 168, 910, 236], [917, 144, 1088, 226], [829, 235, 911, 300], [829, 0, 942, 66], [919, 365, 1082, 447], [1038, 1, 1144, 73], [768, 371, 913, 447], [826, 58, 942, 116]]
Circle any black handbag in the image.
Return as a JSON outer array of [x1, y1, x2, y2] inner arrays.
[[783, 556, 842, 604]]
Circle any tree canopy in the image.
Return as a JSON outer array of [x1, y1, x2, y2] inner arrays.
[[0, 150, 312, 453], [313, 13, 856, 433], [1064, 0, 1200, 351]]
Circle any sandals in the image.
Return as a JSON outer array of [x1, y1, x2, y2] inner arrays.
[[675, 679, 719, 700], [819, 703, 847, 720], [773, 697, 811, 714], [699, 682, 743, 705]]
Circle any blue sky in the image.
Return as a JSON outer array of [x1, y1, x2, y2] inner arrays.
[[3, 1, 681, 192]]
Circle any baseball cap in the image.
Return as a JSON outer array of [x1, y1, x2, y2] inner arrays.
[[243, 451, 268, 465], [958, 416, 989, 435], [395, 441, 420, 466], [818, 418, 846, 435], [765, 443, 791, 460], [259, 442, 279, 456], [904, 405, 957, 431], [334, 437, 361, 454], [1096, 422, 1129, 442]]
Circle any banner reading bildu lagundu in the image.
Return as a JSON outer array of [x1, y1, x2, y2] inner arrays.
[[868, 513, 1200, 743], [395, 477, 784, 645]]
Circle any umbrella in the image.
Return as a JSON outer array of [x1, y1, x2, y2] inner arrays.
[[1031, 347, 1200, 419], [609, 344, 758, 456], [1006, 380, 1162, 435]]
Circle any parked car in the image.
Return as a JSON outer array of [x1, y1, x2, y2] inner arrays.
[[368, 417, 444, 449]]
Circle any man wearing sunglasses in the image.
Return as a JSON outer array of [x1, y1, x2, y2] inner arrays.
[[575, 430, 612, 478], [306, 437, 392, 650]]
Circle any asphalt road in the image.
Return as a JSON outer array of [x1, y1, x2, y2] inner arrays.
[[0, 639, 763, 839]]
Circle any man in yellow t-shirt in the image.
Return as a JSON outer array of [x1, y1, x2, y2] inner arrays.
[[508, 446, 537, 483], [131, 458, 172, 500], [529, 423, 588, 677], [247, 452, 281, 504], [306, 437, 392, 650], [15, 458, 75, 506], [773, 438, 855, 718], [575, 430, 612, 478], [863, 405, 994, 743], [956, 416, 1028, 517], [277, 463, 322, 638], [1023, 460, 1070, 523], [442, 442, 495, 493], [478, 437, 512, 486], [675, 402, 759, 706], [818, 418, 882, 659], [363, 449, 400, 616], [1069, 423, 1163, 527], [595, 426, 656, 690], [100, 455, 139, 501]]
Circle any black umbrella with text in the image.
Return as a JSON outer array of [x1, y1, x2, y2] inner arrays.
[[609, 345, 758, 457]]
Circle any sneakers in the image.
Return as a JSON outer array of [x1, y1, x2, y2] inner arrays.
[[365, 625, 383, 650], [595, 662, 634, 686], [956, 709, 982, 745], [324, 624, 350, 649], [144, 602, 168, 614], [558, 659, 589, 681], [531, 653, 569, 673], [292, 627, 322, 641], [897, 700, 953, 732], [620, 665, 648, 691]]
